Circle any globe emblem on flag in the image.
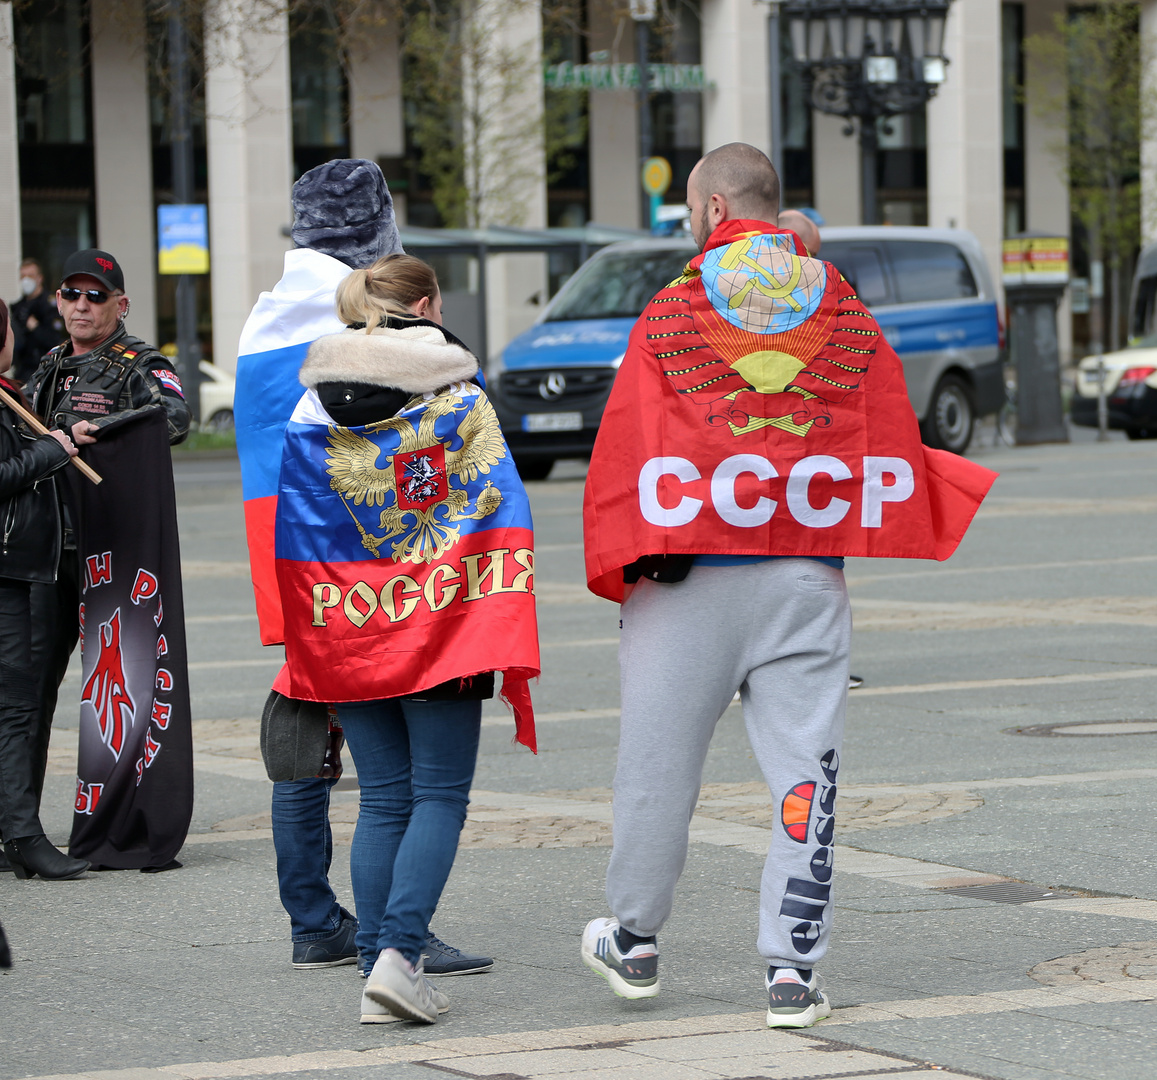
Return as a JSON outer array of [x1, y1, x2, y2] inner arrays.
[[700, 235, 826, 335]]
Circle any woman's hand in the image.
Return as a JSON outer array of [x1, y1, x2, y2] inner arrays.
[[71, 420, 99, 445], [49, 430, 79, 458]]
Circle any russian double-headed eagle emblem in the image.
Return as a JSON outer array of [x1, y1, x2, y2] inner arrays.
[[324, 389, 506, 563]]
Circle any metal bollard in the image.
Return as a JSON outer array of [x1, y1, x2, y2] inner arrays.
[[1096, 356, 1109, 441]]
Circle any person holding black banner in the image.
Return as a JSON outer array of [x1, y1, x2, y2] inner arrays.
[[0, 299, 90, 880], [23, 250, 194, 871]]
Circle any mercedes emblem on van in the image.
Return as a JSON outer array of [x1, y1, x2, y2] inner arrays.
[[539, 372, 567, 400]]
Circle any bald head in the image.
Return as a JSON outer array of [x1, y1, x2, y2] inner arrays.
[[777, 209, 821, 256], [687, 143, 781, 250]]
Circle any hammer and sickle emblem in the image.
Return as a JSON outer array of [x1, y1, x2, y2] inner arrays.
[[716, 239, 804, 313]]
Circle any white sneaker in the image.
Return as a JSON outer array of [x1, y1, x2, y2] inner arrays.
[[581, 916, 660, 999], [359, 986, 402, 1024], [765, 966, 832, 1028], [364, 948, 451, 1023]]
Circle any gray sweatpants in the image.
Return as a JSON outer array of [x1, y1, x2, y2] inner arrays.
[[607, 558, 851, 969]]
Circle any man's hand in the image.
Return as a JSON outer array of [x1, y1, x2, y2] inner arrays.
[[71, 420, 99, 445], [48, 430, 78, 457], [25, 314, 38, 331]]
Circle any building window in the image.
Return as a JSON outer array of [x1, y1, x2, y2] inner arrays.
[[544, 1, 591, 228], [781, 28, 812, 206], [876, 110, 927, 226], [648, 0, 703, 207], [15, 0, 95, 286], [1002, 2, 1025, 236], [289, 9, 350, 179]]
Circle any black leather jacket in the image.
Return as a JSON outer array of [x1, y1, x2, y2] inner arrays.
[[27, 325, 191, 445], [0, 396, 70, 583]]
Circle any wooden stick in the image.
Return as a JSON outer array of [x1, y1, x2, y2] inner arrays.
[[0, 385, 103, 485]]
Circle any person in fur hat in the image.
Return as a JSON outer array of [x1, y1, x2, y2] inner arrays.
[[234, 160, 494, 988]]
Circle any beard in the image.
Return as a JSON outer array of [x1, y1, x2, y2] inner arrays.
[[692, 205, 712, 251]]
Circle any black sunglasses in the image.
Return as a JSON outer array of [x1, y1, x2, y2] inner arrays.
[[60, 287, 113, 304]]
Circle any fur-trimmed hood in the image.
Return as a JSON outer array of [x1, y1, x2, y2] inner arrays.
[[300, 322, 478, 394]]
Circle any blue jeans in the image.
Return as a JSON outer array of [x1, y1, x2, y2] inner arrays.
[[271, 777, 349, 941], [338, 697, 481, 967]]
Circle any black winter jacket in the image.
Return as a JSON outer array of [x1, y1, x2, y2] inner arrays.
[[0, 391, 70, 583]]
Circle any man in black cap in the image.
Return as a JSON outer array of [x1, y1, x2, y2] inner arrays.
[[23, 249, 191, 805], [29, 249, 190, 444]]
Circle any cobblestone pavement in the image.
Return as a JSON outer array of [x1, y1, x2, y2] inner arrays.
[[6, 431, 1157, 1080]]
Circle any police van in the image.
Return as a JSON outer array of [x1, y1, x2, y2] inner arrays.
[[488, 227, 1002, 478]]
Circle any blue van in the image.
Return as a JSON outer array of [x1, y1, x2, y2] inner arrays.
[[488, 228, 1002, 477]]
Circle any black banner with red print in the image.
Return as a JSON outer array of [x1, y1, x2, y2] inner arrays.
[[66, 409, 192, 869]]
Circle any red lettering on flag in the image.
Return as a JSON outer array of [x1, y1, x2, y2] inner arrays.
[[86, 552, 113, 589], [131, 569, 159, 605], [150, 699, 173, 729]]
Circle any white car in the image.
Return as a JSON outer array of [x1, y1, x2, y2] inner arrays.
[[199, 360, 235, 432], [1070, 337, 1157, 439]]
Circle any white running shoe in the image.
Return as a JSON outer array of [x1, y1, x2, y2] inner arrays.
[[581, 917, 660, 999], [359, 986, 402, 1024], [363, 948, 451, 1023], [765, 966, 832, 1028]]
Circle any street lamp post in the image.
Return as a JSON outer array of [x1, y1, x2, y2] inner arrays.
[[780, 0, 953, 226]]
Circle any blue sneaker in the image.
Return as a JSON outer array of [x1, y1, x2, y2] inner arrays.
[[292, 911, 358, 969], [359, 932, 493, 977], [423, 932, 494, 976]]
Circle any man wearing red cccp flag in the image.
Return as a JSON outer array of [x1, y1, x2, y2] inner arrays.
[[581, 143, 997, 1028]]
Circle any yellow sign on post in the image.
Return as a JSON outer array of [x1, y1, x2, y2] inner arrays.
[[642, 156, 672, 197], [158, 205, 210, 275], [1002, 234, 1069, 286]]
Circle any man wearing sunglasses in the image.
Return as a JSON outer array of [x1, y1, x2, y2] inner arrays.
[[22, 249, 191, 828], [28, 249, 190, 447]]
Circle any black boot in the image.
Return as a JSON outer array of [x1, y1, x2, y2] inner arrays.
[[3, 835, 89, 880], [0, 846, 11, 872]]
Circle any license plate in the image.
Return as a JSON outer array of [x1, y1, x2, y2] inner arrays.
[[523, 412, 583, 433]]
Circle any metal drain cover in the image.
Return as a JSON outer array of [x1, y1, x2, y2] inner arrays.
[[939, 882, 1077, 904], [1005, 719, 1157, 737]]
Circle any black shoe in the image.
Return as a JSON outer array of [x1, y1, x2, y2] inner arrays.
[[848, 674, 864, 690], [0, 847, 11, 873], [3, 836, 89, 880], [422, 932, 494, 976], [292, 911, 358, 968], [0, 921, 10, 968]]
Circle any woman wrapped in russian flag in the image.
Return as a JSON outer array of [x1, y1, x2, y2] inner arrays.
[[273, 254, 539, 1024]]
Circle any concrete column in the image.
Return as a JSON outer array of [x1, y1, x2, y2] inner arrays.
[[700, 0, 770, 153], [347, 12, 407, 222], [90, 0, 156, 344], [811, 112, 861, 226], [204, 0, 293, 373], [926, 0, 1003, 296], [0, 3, 20, 299], [1024, 0, 1072, 364], [587, 0, 638, 228], [1141, 0, 1157, 245], [462, 0, 547, 359]]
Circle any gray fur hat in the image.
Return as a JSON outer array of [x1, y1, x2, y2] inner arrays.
[[291, 158, 403, 269]]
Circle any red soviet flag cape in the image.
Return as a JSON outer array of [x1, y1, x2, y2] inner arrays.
[[584, 219, 998, 602]]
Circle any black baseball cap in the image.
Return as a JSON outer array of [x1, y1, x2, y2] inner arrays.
[[60, 249, 125, 293]]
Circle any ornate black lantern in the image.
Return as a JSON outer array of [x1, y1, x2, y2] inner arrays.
[[780, 0, 953, 225]]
